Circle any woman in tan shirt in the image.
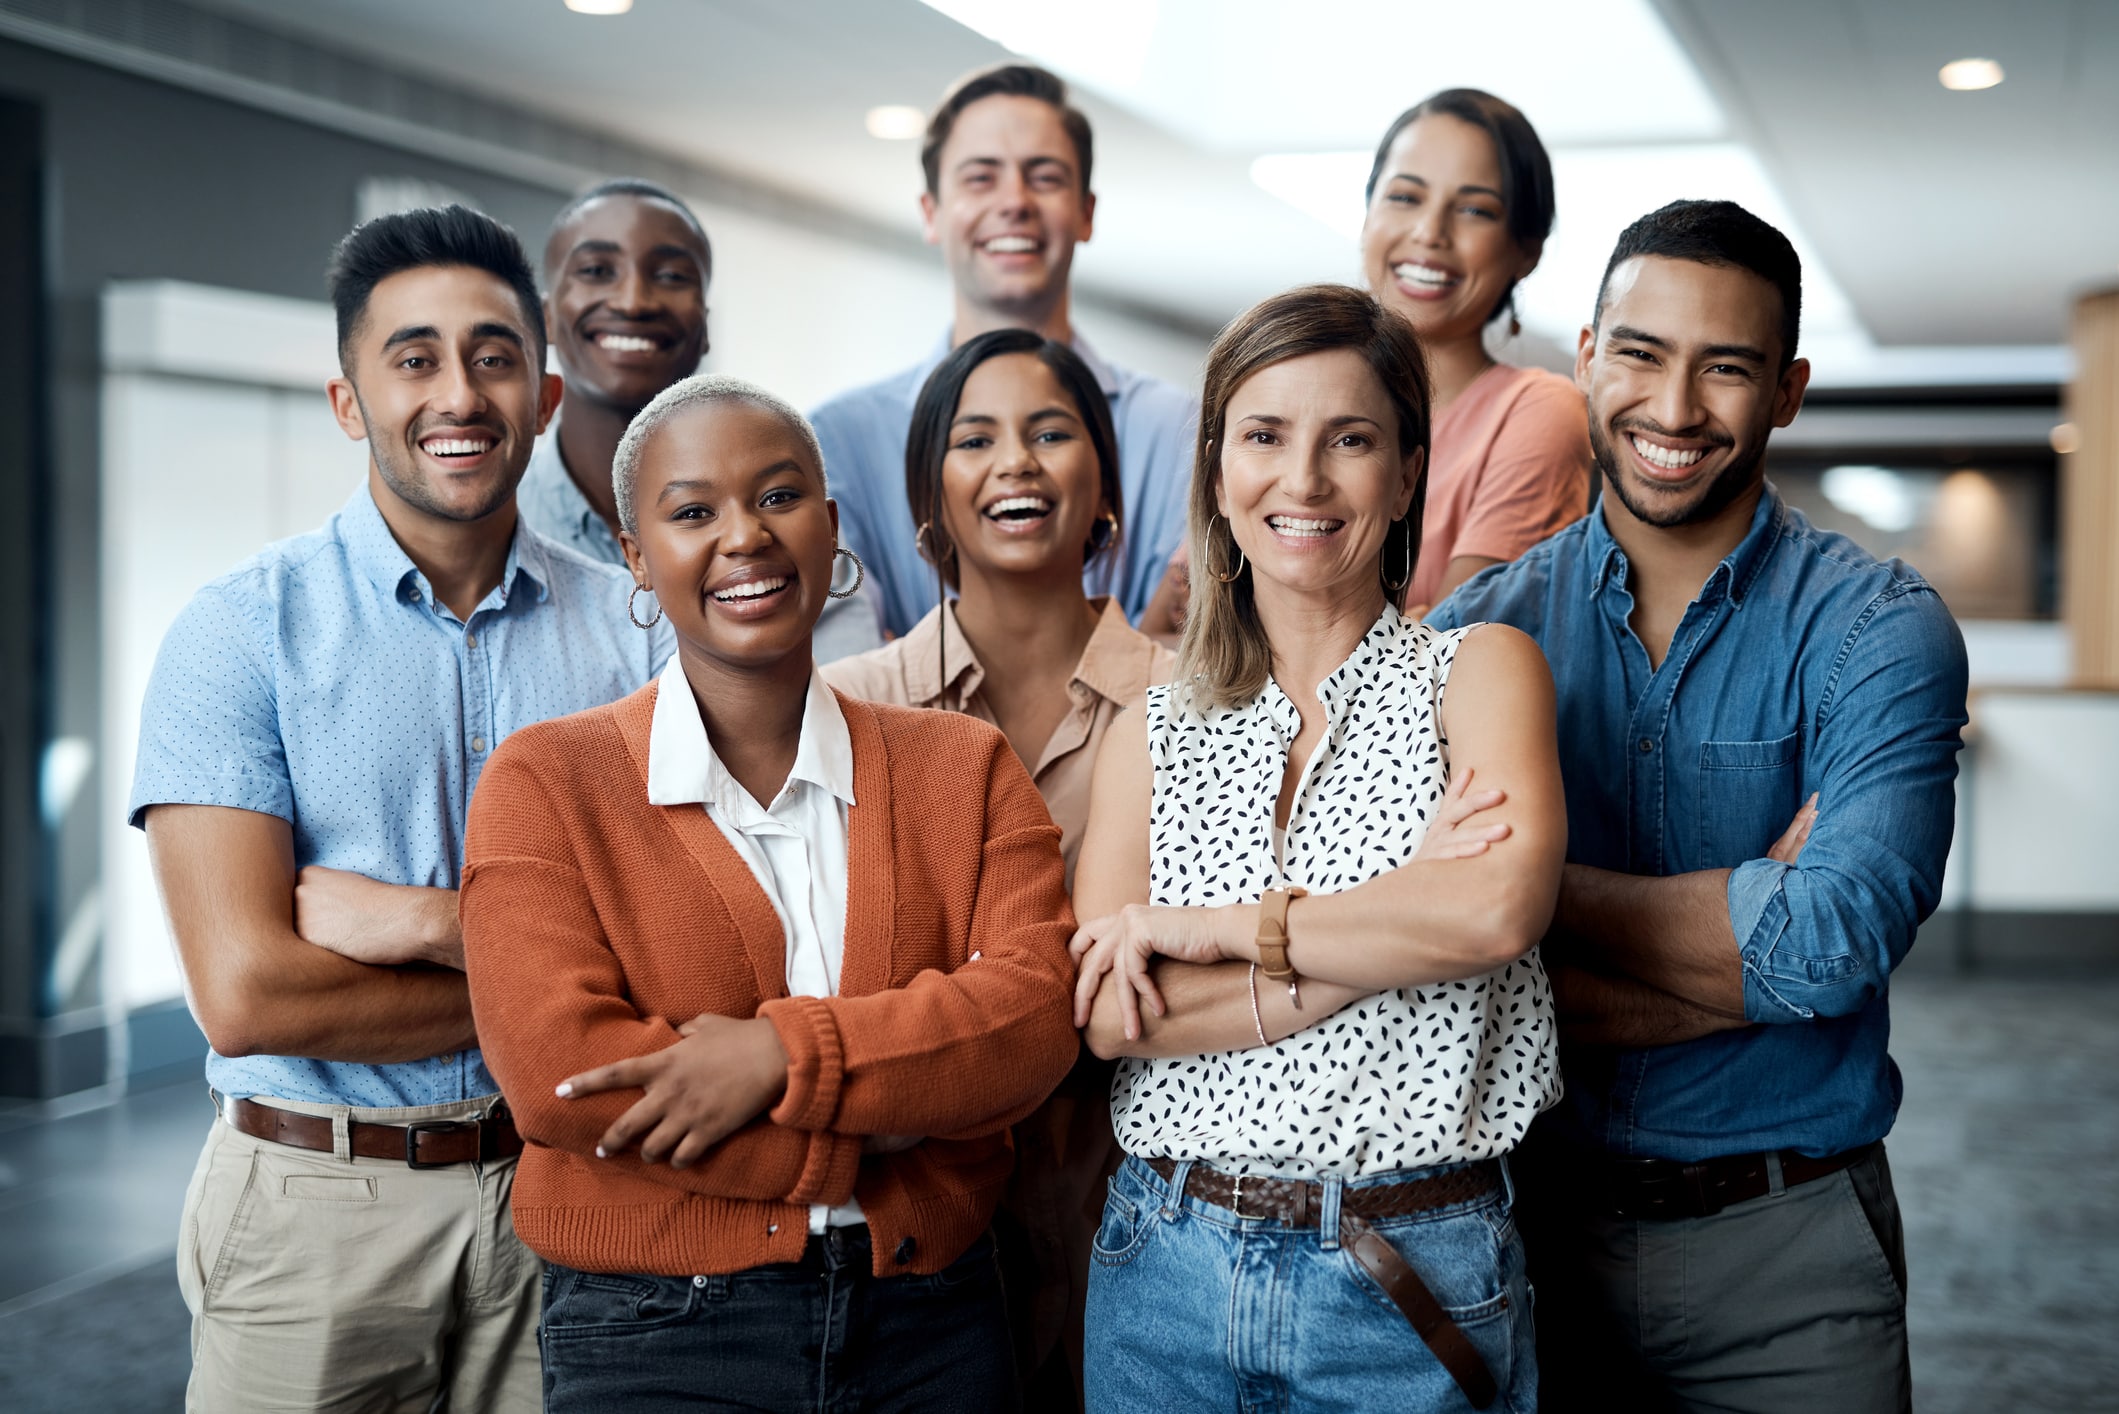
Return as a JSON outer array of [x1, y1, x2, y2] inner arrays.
[[824, 328, 1169, 1411]]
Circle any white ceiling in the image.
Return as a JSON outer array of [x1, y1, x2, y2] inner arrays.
[[187, 0, 2114, 384]]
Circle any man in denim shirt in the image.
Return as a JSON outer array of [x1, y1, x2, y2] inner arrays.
[[133, 207, 669, 1411], [1432, 201, 1967, 1411]]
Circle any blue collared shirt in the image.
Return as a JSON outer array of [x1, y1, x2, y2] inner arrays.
[[129, 484, 673, 1107], [519, 420, 885, 663], [1431, 486, 1968, 1160], [809, 331, 1199, 637]]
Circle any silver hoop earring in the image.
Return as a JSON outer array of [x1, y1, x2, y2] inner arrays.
[[828, 545, 865, 600], [1209, 513, 1246, 584], [1381, 519, 1412, 595], [627, 584, 662, 630]]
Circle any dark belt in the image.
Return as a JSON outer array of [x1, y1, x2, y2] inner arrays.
[[225, 1096, 523, 1168], [1599, 1141, 1877, 1220], [1147, 1156, 1501, 1409]]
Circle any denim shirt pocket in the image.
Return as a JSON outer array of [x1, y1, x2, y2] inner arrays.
[[1697, 731, 1801, 868]]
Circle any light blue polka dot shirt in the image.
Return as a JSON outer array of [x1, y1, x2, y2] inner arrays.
[[128, 484, 674, 1107]]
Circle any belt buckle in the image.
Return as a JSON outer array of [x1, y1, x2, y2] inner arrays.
[[1681, 1161, 1725, 1218], [404, 1119, 474, 1169], [1230, 1174, 1259, 1222]]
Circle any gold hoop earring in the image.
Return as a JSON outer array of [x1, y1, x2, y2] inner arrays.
[[627, 584, 662, 630], [828, 545, 865, 600], [1380, 518, 1412, 595], [915, 521, 956, 566], [1086, 510, 1120, 559], [1209, 513, 1247, 584]]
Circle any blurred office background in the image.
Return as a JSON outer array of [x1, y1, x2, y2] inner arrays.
[[0, 0, 2114, 1408]]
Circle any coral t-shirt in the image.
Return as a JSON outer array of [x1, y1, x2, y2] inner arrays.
[[1408, 363, 1592, 610]]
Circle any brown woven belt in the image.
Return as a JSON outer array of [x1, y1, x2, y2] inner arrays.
[[1146, 1156, 1502, 1409], [225, 1096, 523, 1168]]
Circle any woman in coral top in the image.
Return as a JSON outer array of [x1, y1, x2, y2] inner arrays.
[[460, 374, 1079, 1413]]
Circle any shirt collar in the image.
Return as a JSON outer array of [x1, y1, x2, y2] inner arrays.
[[919, 326, 1123, 403], [1584, 482, 1787, 608], [646, 656, 857, 817], [896, 595, 1148, 710], [1073, 595, 1158, 704], [895, 600, 987, 707], [340, 481, 551, 610]]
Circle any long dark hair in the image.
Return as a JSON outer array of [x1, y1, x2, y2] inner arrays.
[[1365, 88, 1556, 327], [903, 328, 1124, 707]]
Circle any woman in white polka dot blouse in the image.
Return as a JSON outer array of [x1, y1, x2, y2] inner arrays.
[[1069, 284, 1567, 1412]]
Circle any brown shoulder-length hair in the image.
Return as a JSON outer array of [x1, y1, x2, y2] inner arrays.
[[1175, 284, 1432, 713]]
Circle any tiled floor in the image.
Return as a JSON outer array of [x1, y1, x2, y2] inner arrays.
[[1, 970, 2114, 1411]]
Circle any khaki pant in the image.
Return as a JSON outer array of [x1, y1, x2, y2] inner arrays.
[[176, 1095, 542, 1413]]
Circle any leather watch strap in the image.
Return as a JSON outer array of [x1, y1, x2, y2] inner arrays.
[[1255, 886, 1307, 981], [1343, 1213, 1499, 1409]]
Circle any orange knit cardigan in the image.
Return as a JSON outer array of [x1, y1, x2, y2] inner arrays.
[[460, 680, 1080, 1279]]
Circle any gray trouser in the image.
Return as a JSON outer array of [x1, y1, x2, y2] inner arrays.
[[1518, 1136, 1911, 1414]]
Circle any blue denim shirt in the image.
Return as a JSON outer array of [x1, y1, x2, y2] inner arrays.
[[129, 485, 672, 1107], [809, 331, 1198, 637], [1431, 486, 1968, 1160]]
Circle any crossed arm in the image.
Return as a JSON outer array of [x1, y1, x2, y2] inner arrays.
[[143, 804, 473, 1062], [1069, 624, 1568, 1059]]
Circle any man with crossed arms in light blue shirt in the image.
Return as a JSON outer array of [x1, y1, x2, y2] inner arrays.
[[810, 63, 1197, 644], [133, 205, 669, 1413]]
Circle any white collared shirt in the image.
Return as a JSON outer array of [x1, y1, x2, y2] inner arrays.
[[646, 655, 864, 1231]]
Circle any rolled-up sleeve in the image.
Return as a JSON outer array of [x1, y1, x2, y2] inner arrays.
[[1732, 586, 1969, 1022]]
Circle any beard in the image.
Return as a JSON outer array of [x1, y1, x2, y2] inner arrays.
[[1590, 417, 1764, 529], [359, 393, 522, 525]]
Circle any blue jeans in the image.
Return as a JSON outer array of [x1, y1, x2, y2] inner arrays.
[[538, 1227, 1018, 1413], [1085, 1154, 1536, 1413]]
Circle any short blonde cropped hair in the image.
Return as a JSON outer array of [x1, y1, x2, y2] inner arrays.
[[610, 373, 826, 535]]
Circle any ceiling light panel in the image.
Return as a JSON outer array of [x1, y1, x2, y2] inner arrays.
[[919, 0, 1722, 148]]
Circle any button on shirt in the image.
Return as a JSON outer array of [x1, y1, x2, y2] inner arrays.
[[519, 421, 885, 662], [644, 655, 864, 1232], [128, 485, 673, 1108], [810, 332, 1199, 638], [1430, 486, 1969, 1161]]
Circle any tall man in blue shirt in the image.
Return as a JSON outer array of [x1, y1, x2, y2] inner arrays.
[[810, 64, 1197, 642], [1433, 200, 1967, 1412], [133, 206, 669, 1412]]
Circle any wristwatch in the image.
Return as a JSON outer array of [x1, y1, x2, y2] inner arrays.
[[1255, 886, 1307, 987]]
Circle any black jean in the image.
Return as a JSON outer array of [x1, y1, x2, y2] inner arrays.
[[538, 1227, 1020, 1413]]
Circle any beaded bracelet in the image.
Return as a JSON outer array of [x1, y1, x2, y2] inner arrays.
[[1247, 963, 1269, 1047]]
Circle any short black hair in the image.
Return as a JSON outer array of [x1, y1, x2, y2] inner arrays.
[[543, 178, 713, 285], [1595, 199, 1803, 366], [1365, 88, 1555, 326], [922, 64, 1093, 198], [326, 204, 544, 370]]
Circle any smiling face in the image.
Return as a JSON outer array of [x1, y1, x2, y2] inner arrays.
[[920, 94, 1094, 322], [1360, 113, 1536, 344], [1578, 254, 1810, 529], [328, 263, 556, 524], [938, 351, 1109, 591], [1214, 348, 1422, 605], [545, 194, 711, 414], [619, 399, 837, 673]]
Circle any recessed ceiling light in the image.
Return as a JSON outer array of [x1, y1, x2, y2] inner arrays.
[[1939, 58, 2003, 91], [865, 105, 927, 141], [565, 0, 633, 14]]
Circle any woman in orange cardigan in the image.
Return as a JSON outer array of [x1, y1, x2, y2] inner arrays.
[[460, 373, 1079, 1413]]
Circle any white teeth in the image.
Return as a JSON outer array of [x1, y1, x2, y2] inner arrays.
[[423, 438, 492, 457], [713, 577, 786, 601], [1628, 434, 1707, 470], [1267, 515, 1341, 536], [983, 236, 1038, 253], [596, 333, 657, 353], [1393, 262, 1456, 287], [984, 496, 1053, 517]]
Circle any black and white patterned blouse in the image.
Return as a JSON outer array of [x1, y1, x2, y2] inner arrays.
[[1110, 605, 1560, 1178]]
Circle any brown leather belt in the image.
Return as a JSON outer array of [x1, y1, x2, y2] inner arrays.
[[1147, 1156, 1501, 1409], [226, 1096, 523, 1168], [1599, 1141, 1876, 1220]]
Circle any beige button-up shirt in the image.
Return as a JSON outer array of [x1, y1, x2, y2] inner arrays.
[[822, 597, 1172, 886]]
